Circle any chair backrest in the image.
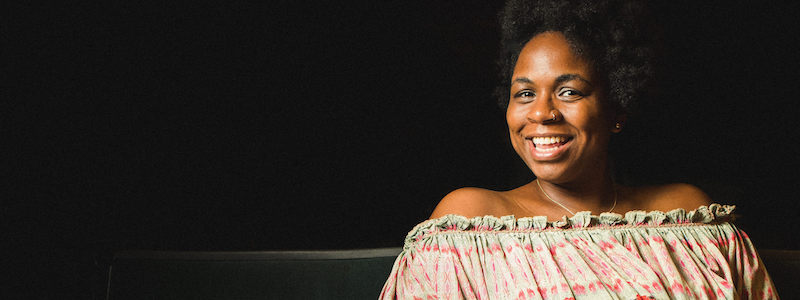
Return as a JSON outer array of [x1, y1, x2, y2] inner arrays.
[[108, 247, 799, 298], [759, 249, 800, 297], [106, 247, 402, 300]]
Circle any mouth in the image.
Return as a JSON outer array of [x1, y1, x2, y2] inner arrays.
[[527, 135, 573, 159]]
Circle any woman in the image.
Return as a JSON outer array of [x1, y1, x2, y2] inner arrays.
[[380, 0, 776, 299]]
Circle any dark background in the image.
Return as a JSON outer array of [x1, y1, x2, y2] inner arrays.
[[7, 1, 800, 298]]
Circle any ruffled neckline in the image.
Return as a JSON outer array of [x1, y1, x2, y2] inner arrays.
[[406, 204, 735, 245]]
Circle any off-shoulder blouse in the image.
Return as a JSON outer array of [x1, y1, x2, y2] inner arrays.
[[380, 204, 777, 299]]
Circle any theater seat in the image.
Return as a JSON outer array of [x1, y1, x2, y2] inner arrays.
[[106, 248, 798, 299], [106, 247, 401, 300]]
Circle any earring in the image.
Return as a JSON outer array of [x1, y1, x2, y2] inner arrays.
[[614, 123, 622, 130]]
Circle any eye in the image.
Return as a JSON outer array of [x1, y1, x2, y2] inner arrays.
[[557, 88, 584, 101], [513, 90, 536, 102]]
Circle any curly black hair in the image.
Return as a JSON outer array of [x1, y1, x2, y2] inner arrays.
[[496, 0, 659, 115]]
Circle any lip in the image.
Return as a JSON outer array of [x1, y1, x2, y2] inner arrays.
[[526, 135, 573, 160]]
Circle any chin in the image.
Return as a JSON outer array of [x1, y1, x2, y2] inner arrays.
[[530, 165, 569, 183]]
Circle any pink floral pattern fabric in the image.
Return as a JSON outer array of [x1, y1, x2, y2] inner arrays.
[[380, 204, 777, 299]]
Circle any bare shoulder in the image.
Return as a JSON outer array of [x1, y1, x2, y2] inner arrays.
[[633, 183, 713, 211], [429, 187, 506, 219]]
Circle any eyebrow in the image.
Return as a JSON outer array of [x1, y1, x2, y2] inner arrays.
[[555, 74, 592, 86], [512, 74, 593, 86]]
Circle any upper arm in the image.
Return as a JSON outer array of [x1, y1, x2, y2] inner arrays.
[[429, 187, 500, 219]]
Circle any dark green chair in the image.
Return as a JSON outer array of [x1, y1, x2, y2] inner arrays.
[[106, 247, 401, 299], [759, 249, 800, 297], [107, 248, 798, 299]]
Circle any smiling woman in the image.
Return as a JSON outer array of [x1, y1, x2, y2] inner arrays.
[[503, 32, 624, 216], [379, 0, 777, 299]]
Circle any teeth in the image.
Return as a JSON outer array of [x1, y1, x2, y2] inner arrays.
[[532, 136, 567, 145]]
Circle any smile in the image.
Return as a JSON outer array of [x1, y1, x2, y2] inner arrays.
[[528, 136, 573, 159]]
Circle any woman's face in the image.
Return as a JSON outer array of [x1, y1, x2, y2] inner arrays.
[[506, 32, 616, 184]]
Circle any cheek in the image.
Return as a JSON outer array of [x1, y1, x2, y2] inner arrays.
[[505, 105, 525, 130], [505, 107, 526, 151], [576, 115, 606, 132], [562, 102, 608, 132], [574, 115, 613, 148]]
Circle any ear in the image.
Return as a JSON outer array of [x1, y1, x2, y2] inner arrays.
[[611, 113, 627, 133]]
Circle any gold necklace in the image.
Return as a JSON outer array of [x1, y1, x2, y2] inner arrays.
[[535, 179, 617, 215]]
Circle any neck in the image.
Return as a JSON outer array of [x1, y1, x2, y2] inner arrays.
[[536, 169, 617, 214]]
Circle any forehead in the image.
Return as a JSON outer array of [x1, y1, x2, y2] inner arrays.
[[512, 32, 594, 79]]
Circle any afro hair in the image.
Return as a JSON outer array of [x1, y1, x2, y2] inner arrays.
[[496, 0, 659, 115]]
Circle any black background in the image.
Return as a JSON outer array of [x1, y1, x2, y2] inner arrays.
[[7, 1, 800, 298]]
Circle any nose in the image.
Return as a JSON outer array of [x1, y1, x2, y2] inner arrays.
[[526, 95, 561, 124]]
